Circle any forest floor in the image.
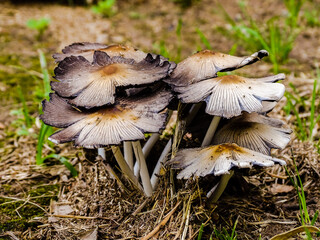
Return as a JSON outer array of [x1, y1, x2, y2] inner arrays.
[[0, 0, 320, 239]]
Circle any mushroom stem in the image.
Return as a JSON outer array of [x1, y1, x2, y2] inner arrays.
[[133, 134, 161, 177], [207, 171, 234, 203], [151, 138, 172, 190], [143, 134, 160, 158], [97, 148, 106, 159], [133, 133, 160, 177], [132, 141, 153, 197], [124, 141, 134, 170], [201, 116, 221, 147], [134, 156, 140, 178], [111, 146, 143, 193]]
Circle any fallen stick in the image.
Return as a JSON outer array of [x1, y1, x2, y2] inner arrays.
[[141, 201, 181, 240]]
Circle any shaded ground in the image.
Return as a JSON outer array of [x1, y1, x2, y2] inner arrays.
[[0, 0, 320, 239]]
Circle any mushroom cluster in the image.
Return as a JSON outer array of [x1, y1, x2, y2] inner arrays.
[[166, 49, 291, 203], [41, 42, 291, 201]]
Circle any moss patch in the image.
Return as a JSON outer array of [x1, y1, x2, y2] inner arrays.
[[0, 184, 59, 232]]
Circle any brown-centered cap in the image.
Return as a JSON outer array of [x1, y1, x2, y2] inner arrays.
[[167, 143, 286, 179], [212, 112, 292, 155], [53, 42, 176, 73], [174, 74, 285, 118], [40, 90, 173, 148], [51, 51, 171, 108], [166, 50, 269, 87]]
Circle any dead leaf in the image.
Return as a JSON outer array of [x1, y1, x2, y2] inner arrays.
[[270, 225, 320, 240], [80, 228, 98, 240], [270, 184, 294, 194], [51, 201, 74, 215]]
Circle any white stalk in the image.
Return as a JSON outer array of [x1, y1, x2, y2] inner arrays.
[[134, 157, 140, 178], [207, 171, 234, 203], [151, 138, 172, 190], [97, 148, 106, 160], [111, 146, 143, 193], [201, 116, 221, 147], [132, 141, 153, 197], [142, 133, 160, 158], [133, 134, 160, 177], [124, 141, 134, 170]]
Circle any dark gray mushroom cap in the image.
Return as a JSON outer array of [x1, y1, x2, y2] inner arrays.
[[174, 74, 286, 118], [166, 49, 269, 87], [51, 51, 171, 108], [213, 112, 292, 155], [53, 43, 144, 63], [167, 143, 286, 179], [53, 42, 176, 73], [40, 90, 173, 148]]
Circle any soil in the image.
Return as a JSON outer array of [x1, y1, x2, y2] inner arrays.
[[0, 0, 320, 239]]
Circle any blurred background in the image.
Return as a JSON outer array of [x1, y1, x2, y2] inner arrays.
[[0, 0, 320, 239]]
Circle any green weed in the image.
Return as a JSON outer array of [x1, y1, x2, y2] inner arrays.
[[285, 157, 319, 239], [213, 216, 238, 240], [26, 17, 50, 40], [218, 0, 304, 73], [304, 9, 320, 27], [284, 74, 320, 143], [196, 28, 212, 51], [91, 0, 117, 18]]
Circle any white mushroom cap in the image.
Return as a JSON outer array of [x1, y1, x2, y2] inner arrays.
[[167, 143, 286, 179], [51, 51, 171, 108], [53, 42, 176, 73], [174, 74, 285, 118], [213, 112, 292, 155], [40, 90, 173, 148], [166, 49, 269, 87]]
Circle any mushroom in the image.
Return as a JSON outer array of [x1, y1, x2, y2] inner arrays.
[[40, 90, 173, 196], [53, 42, 147, 63], [51, 51, 171, 108], [212, 112, 292, 155], [53, 42, 176, 73], [166, 49, 269, 87], [167, 143, 286, 202], [173, 73, 286, 146]]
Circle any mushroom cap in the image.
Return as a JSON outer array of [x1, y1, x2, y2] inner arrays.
[[40, 90, 173, 148], [166, 49, 269, 87], [53, 42, 176, 73], [167, 143, 286, 179], [174, 74, 285, 118], [51, 51, 171, 108], [53, 43, 146, 63], [213, 112, 292, 155]]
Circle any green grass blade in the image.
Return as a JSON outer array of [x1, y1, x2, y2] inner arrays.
[[309, 79, 317, 141], [42, 154, 78, 177], [196, 28, 212, 50], [311, 210, 319, 225], [38, 49, 50, 99], [197, 223, 205, 240], [36, 123, 51, 165]]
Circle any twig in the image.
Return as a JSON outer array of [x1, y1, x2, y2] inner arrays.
[[141, 201, 181, 240], [248, 220, 297, 225], [266, 171, 288, 179], [181, 196, 192, 240], [52, 214, 115, 220], [132, 199, 148, 216]]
